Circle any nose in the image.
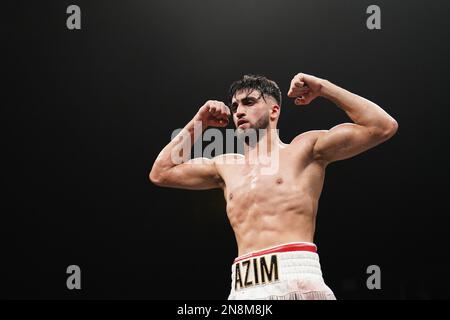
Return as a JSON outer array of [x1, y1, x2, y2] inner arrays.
[[235, 104, 246, 118]]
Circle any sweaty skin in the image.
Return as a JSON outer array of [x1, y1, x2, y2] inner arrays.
[[150, 73, 398, 256], [216, 139, 324, 256]]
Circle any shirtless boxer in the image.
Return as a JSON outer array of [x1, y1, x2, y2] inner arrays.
[[149, 73, 398, 300]]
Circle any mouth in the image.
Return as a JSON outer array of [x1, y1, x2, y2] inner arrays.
[[237, 119, 249, 127]]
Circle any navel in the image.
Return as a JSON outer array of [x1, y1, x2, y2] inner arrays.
[[276, 177, 283, 184]]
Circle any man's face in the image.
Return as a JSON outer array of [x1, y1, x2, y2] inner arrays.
[[230, 89, 271, 135]]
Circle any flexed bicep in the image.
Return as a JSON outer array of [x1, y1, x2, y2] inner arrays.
[[312, 123, 392, 163]]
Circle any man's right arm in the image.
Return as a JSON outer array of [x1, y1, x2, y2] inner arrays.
[[149, 100, 230, 190]]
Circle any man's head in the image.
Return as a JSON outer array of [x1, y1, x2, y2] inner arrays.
[[228, 75, 282, 136]]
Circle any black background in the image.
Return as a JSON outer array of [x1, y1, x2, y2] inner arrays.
[[2, 0, 450, 299]]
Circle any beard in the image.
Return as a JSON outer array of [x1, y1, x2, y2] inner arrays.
[[235, 111, 270, 145]]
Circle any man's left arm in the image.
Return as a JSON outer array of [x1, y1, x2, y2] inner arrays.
[[288, 73, 399, 163]]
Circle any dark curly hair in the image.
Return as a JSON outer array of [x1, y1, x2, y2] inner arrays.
[[228, 74, 282, 108]]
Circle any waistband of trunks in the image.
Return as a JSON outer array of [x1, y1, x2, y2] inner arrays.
[[233, 242, 318, 264]]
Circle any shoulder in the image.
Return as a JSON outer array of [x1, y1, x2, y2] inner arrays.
[[288, 130, 330, 165], [290, 130, 328, 146], [187, 154, 243, 171], [212, 153, 245, 166], [211, 153, 244, 189]]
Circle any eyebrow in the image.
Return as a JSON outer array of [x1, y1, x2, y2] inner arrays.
[[231, 95, 260, 107]]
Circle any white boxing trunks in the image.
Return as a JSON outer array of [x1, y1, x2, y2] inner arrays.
[[228, 242, 336, 300]]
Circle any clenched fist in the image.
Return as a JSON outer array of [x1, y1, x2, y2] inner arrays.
[[194, 100, 231, 128], [287, 73, 325, 106]]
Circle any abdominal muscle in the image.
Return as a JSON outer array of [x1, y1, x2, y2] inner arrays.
[[224, 175, 321, 257]]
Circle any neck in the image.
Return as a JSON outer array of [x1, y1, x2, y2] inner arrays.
[[243, 127, 282, 159]]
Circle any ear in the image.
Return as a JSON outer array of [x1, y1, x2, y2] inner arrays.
[[270, 104, 280, 121]]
